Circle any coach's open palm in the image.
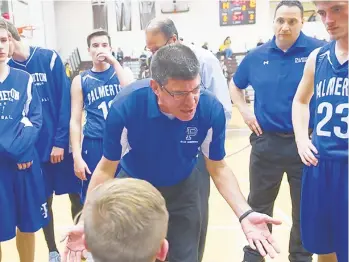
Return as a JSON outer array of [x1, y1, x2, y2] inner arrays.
[[62, 225, 87, 262], [241, 212, 282, 259]]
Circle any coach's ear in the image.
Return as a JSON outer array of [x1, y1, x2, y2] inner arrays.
[[155, 239, 169, 261], [150, 79, 160, 95]]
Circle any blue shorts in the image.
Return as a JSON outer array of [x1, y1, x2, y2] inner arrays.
[[301, 158, 348, 262], [80, 137, 119, 204], [41, 151, 81, 198], [80, 138, 103, 204], [0, 153, 49, 241]]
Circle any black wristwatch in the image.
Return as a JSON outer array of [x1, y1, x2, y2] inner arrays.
[[239, 209, 254, 223]]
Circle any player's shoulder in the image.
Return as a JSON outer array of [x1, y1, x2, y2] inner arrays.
[[303, 34, 327, 49], [9, 67, 31, 79], [111, 78, 151, 108], [198, 90, 224, 118], [307, 41, 333, 64], [34, 46, 55, 55], [34, 46, 61, 62]]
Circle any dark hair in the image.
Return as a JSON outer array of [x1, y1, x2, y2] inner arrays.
[[87, 29, 111, 47], [274, 0, 304, 18], [146, 18, 178, 39], [150, 43, 199, 86]]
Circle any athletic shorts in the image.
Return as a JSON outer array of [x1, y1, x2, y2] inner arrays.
[[80, 137, 103, 204], [41, 151, 81, 198], [80, 137, 119, 204], [301, 157, 348, 262], [0, 153, 49, 241]]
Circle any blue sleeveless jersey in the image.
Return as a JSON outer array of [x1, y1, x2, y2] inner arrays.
[[81, 66, 121, 139], [313, 41, 348, 159]]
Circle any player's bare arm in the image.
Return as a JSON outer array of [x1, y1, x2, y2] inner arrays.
[[204, 156, 282, 259], [230, 80, 262, 136], [292, 48, 321, 166], [70, 75, 91, 180], [85, 157, 119, 198]]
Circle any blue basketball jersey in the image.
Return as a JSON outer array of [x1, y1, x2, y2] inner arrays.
[[0, 67, 42, 163], [313, 41, 348, 159], [81, 66, 121, 139], [8, 46, 71, 162]]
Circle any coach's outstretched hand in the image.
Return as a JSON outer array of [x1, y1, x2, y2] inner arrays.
[[240, 212, 282, 259], [61, 225, 87, 262]]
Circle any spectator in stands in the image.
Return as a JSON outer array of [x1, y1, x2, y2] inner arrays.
[[65, 62, 72, 79], [202, 42, 208, 50], [116, 47, 124, 62], [219, 36, 233, 58], [256, 38, 264, 46], [84, 178, 169, 262]]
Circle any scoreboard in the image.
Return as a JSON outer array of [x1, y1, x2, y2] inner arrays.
[[219, 0, 256, 26]]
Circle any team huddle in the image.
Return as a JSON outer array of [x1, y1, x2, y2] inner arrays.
[[0, 0, 348, 262]]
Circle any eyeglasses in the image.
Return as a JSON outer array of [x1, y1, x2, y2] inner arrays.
[[146, 37, 172, 54], [161, 83, 204, 101]]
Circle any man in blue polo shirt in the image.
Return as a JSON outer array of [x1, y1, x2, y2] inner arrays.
[[230, 1, 325, 262], [62, 44, 282, 262], [145, 18, 233, 261]]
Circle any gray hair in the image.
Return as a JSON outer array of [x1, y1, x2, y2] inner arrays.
[[84, 178, 169, 262], [146, 18, 178, 39], [150, 43, 200, 86]]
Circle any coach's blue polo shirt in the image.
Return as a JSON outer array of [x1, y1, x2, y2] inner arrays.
[[233, 32, 325, 132], [104, 79, 226, 187]]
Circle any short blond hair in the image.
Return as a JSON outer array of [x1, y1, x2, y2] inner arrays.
[[0, 19, 7, 31], [0, 18, 20, 41], [84, 178, 169, 262]]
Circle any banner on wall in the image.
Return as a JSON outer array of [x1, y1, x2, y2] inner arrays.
[[139, 1, 155, 30], [92, 1, 108, 31], [115, 0, 132, 31], [269, 1, 320, 22]]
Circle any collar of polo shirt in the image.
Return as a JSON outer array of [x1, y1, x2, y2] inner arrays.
[[269, 31, 308, 51]]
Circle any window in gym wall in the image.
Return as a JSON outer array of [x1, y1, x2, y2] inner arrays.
[[139, 1, 155, 30], [115, 0, 132, 31], [92, 0, 108, 31]]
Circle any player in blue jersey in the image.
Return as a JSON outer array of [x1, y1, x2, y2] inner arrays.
[[62, 44, 282, 262], [70, 29, 133, 204], [292, 1, 348, 262], [3, 18, 83, 262], [0, 20, 48, 262]]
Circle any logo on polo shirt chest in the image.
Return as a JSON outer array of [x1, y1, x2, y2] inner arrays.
[[180, 127, 199, 144], [295, 57, 308, 63]]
